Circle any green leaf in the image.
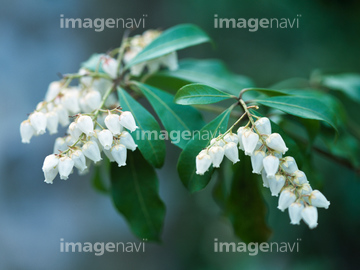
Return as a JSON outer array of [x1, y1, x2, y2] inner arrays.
[[254, 96, 338, 132], [133, 82, 205, 149], [110, 150, 166, 242], [242, 88, 291, 97], [177, 107, 232, 192], [81, 53, 105, 73], [321, 73, 360, 102], [117, 87, 166, 168], [175, 83, 235, 105], [126, 24, 210, 68], [226, 153, 272, 243]]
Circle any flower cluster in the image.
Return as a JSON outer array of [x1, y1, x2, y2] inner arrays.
[[196, 117, 330, 229]]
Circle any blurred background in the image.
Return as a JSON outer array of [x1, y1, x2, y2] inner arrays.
[[1, 0, 360, 269]]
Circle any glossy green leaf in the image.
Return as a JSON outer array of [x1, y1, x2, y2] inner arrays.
[[133, 82, 205, 149], [117, 87, 166, 168], [175, 83, 235, 105], [81, 53, 105, 73], [110, 150, 166, 242], [321, 73, 360, 102], [177, 107, 232, 192], [125, 24, 210, 68]]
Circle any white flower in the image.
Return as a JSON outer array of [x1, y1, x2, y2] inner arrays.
[[29, 111, 47, 135], [98, 129, 113, 150], [105, 113, 122, 135], [76, 115, 94, 136], [58, 156, 74, 180], [210, 138, 225, 147], [61, 89, 80, 114], [147, 59, 162, 74], [251, 150, 265, 174], [266, 133, 288, 154], [224, 142, 240, 164], [90, 132, 103, 151], [79, 96, 91, 113], [237, 126, 249, 150], [196, 150, 212, 175], [70, 150, 87, 173], [298, 183, 313, 195], [84, 90, 102, 111], [68, 122, 83, 140], [102, 56, 118, 79], [254, 117, 271, 135], [54, 105, 70, 127], [310, 190, 330, 209], [280, 156, 298, 174], [261, 170, 270, 188], [45, 81, 61, 102], [288, 202, 304, 225], [130, 62, 146, 76], [242, 130, 259, 156], [42, 154, 59, 184], [278, 190, 296, 211], [293, 170, 309, 185], [119, 111, 138, 132], [82, 141, 102, 163], [263, 155, 279, 178], [269, 174, 286, 196], [160, 52, 178, 71], [111, 144, 127, 167], [53, 137, 67, 153], [119, 131, 137, 151], [46, 111, 59, 135], [20, 120, 35, 143], [208, 146, 225, 168], [301, 206, 318, 229], [224, 132, 239, 144], [103, 149, 115, 162]]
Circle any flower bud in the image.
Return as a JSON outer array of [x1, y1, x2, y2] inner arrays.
[[58, 156, 74, 180], [301, 206, 318, 229], [102, 56, 118, 79], [70, 150, 87, 172], [237, 126, 249, 150], [46, 111, 59, 135], [261, 170, 270, 188], [280, 156, 298, 174], [263, 155, 280, 178], [119, 111, 138, 132], [310, 190, 330, 209], [61, 89, 80, 114], [208, 146, 225, 168], [54, 105, 70, 127], [196, 150, 212, 175], [20, 120, 35, 144], [98, 129, 113, 150], [288, 202, 304, 225], [42, 154, 59, 184], [269, 174, 286, 196], [242, 130, 259, 156], [251, 150, 265, 174], [85, 90, 102, 111], [278, 190, 296, 211], [105, 113, 122, 135], [254, 117, 271, 135], [224, 132, 239, 145], [266, 133, 288, 154], [293, 170, 308, 185], [119, 131, 137, 151], [82, 141, 102, 163], [111, 144, 127, 167], [76, 115, 94, 136], [45, 81, 61, 102], [224, 142, 240, 164], [29, 111, 47, 135]]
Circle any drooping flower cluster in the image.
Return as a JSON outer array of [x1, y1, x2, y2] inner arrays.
[[196, 117, 330, 229]]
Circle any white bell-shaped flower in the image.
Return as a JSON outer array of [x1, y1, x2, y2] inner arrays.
[[70, 150, 87, 172], [278, 190, 296, 211], [98, 129, 113, 150], [58, 156, 74, 180], [251, 150, 265, 174], [111, 144, 127, 167], [310, 190, 330, 209], [224, 142, 240, 164], [84, 90, 102, 111], [299, 183, 313, 195], [288, 202, 304, 225], [210, 138, 225, 147], [54, 105, 70, 127], [301, 206, 318, 229], [130, 62, 146, 76], [261, 170, 270, 188], [208, 146, 225, 168], [293, 170, 308, 185], [103, 149, 115, 162], [224, 132, 239, 145], [119, 111, 138, 132], [119, 131, 137, 151], [160, 52, 178, 71], [82, 141, 102, 163], [254, 117, 271, 135], [29, 111, 47, 135], [76, 115, 94, 136], [53, 137, 67, 153], [196, 150, 212, 175], [263, 155, 280, 178], [147, 59, 162, 74], [242, 130, 259, 156], [269, 174, 286, 196], [45, 81, 62, 102], [102, 56, 118, 79], [237, 126, 250, 150], [280, 156, 298, 174], [90, 132, 104, 151], [266, 133, 288, 154], [42, 154, 59, 184], [20, 120, 35, 143], [61, 89, 80, 114], [68, 122, 82, 140], [105, 113, 122, 135], [46, 111, 59, 135]]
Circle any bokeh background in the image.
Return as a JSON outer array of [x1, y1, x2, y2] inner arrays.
[[1, 0, 360, 269]]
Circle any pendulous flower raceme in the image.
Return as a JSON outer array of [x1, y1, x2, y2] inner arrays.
[[195, 115, 330, 229]]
